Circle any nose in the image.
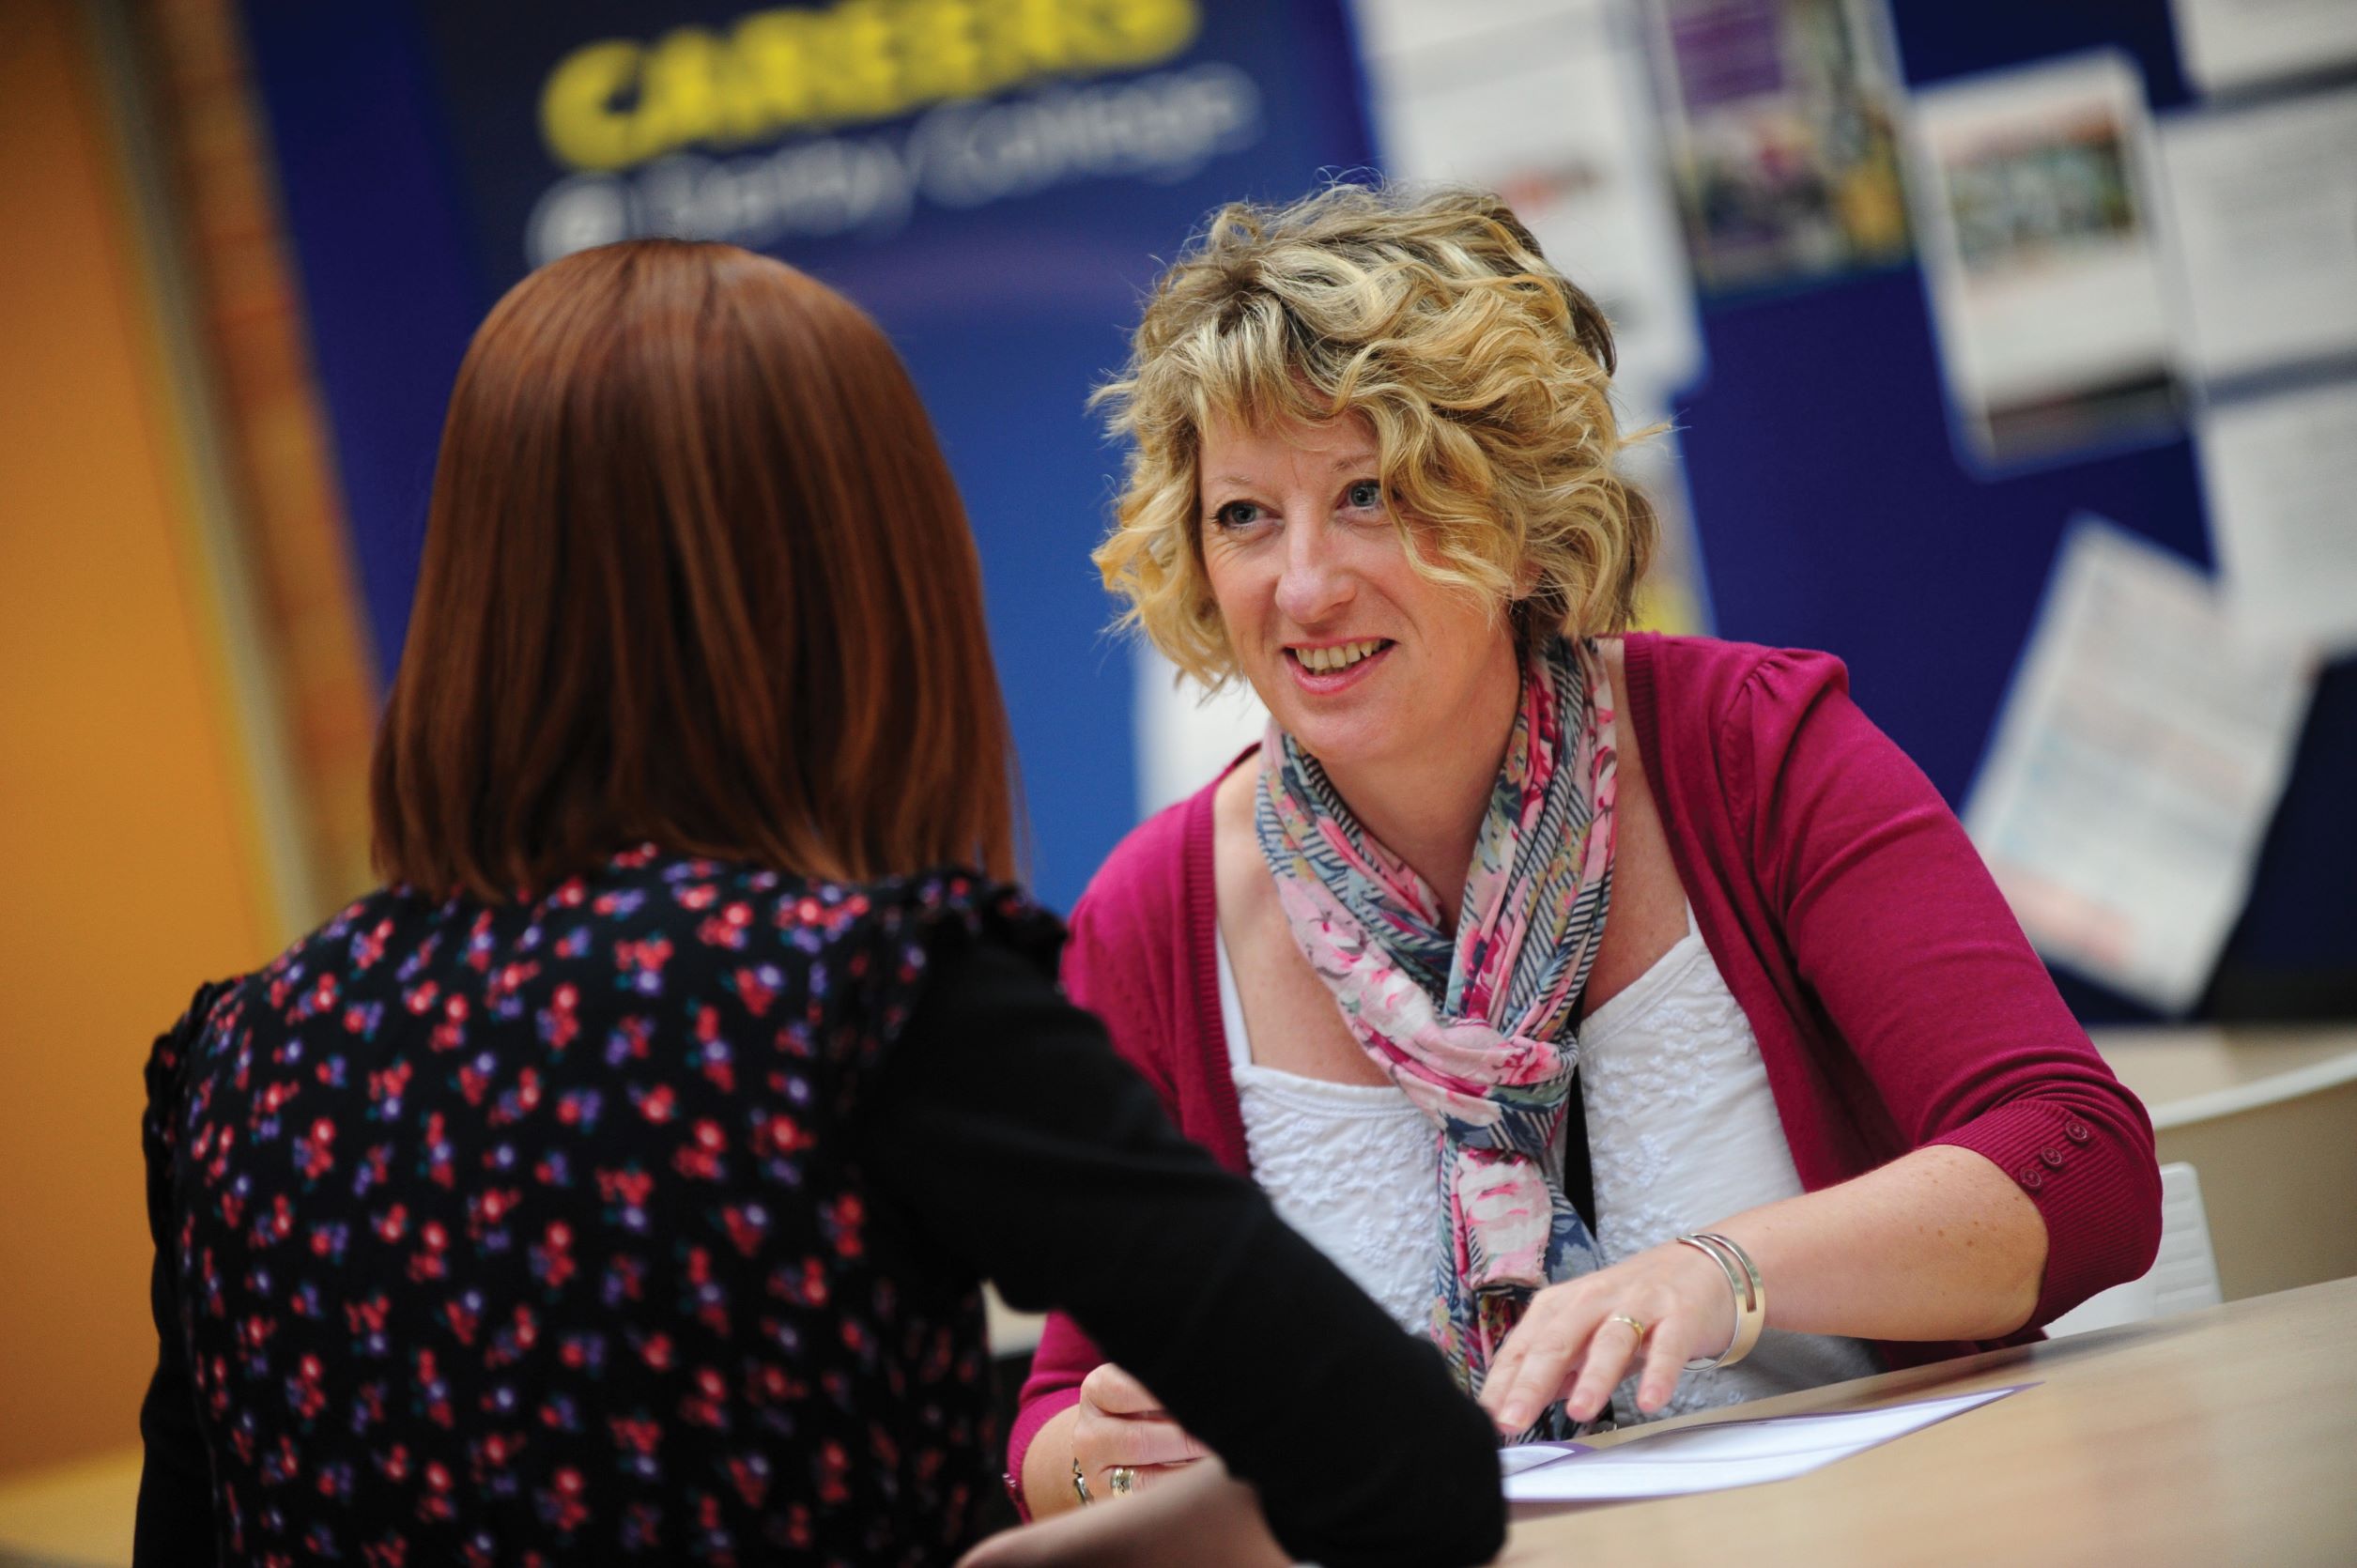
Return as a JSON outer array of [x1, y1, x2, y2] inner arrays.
[[1272, 514, 1355, 627]]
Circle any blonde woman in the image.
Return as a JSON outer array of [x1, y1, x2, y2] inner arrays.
[[1009, 184, 2162, 1516]]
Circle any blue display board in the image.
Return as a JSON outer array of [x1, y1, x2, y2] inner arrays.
[[239, 0, 2349, 1021], [239, 0, 1374, 912], [1670, 0, 2355, 1022]]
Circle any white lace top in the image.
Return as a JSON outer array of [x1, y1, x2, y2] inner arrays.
[[1216, 904, 1881, 1424], [1216, 933, 1439, 1335]]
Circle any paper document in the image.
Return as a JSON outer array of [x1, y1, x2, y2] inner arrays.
[[2198, 378, 2357, 656], [2166, 0, 2357, 98], [2158, 90, 2357, 385], [1908, 53, 2179, 467], [1963, 518, 2316, 1013], [1502, 1387, 2023, 1501], [1360, 0, 1703, 400]]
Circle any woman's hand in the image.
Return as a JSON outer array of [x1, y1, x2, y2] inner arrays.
[[960, 1459, 1288, 1568], [1071, 1363, 1211, 1499], [1479, 1239, 1735, 1434]]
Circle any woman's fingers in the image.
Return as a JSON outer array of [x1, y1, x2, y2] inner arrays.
[[1633, 1315, 1693, 1415], [956, 1460, 1290, 1568], [1476, 1238, 1748, 1430], [1482, 1293, 1608, 1433], [1077, 1412, 1209, 1469], [1101, 1458, 1200, 1499], [1079, 1361, 1164, 1418], [1562, 1312, 1648, 1424], [1074, 1362, 1213, 1498]]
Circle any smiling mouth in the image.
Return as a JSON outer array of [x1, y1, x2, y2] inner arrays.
[[1286, 638, 1394, 674]]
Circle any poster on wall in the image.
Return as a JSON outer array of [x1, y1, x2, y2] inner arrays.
[[1964, 517, 2314, 1014], [1641, 0, 1912, 296], [239, 0, 1378, 910], [2166, 0, 2357, 99], [1358, 0, 1703, 401], [2197, 379, 2357, 659], [2155, 86, 2357, 388], [1907, 52, 2180, 470]]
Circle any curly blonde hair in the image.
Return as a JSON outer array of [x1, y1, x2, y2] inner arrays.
[[1093, 181, 1658, 687]]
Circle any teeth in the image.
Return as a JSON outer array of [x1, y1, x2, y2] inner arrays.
[[1296, 639, 1385, 673]]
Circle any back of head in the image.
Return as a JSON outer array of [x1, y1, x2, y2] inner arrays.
[[373, 239, 1017, 899]]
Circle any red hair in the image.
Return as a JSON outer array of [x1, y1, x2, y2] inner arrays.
[[372, 240, 1019, 898]]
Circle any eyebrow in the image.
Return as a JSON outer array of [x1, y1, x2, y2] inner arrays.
[[1205, 455, 1378, 489]]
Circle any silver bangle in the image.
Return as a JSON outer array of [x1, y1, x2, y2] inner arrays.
[[1677, 1232, 1766, 1371]]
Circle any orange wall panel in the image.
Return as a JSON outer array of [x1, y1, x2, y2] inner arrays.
[[0, 0, 282, 1479]]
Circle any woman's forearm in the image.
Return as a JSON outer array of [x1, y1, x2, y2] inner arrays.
[[1020, 1403, 1084, 1520], [1710, 1144, 2048, 1344]]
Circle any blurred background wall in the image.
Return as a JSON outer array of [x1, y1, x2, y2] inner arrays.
[[2, 0, 2351, 1529], [0, 0, 289, 1481]]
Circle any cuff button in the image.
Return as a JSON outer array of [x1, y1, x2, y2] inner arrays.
[[2041, 1147, 2066, 1168], [2019, 1168, 2045, 1191]]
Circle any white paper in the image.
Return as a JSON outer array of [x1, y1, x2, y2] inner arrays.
[[1359, 0, 1704, 402], [2198, 377, 2357, 656], [2157, 89, 2357, 385], [1502, 1388, 2019, 1501], [1908, 53, 2180, 466], [2167, 0, 2357, 98], [1963, 517, 2315, 1013]]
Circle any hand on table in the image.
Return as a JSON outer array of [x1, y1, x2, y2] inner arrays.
[[1072, 1362, 1210, 1499], [961, 1459, 1288, 1568], [1479, 1238, 1737, 1434]]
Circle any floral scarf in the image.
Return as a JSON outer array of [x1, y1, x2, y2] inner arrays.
[[1256, 635, 1617, 1403]]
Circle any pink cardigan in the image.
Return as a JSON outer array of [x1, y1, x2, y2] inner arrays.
[[1009, 635, 2162, 1504]]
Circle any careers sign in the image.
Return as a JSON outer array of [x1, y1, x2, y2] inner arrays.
[[520, 1, 1266, 264]]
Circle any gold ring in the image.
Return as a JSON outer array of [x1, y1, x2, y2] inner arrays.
[[1071, 1458, 1093, 1506], [1607, 1313, 1649, 1341], [1107, 1466, 1137, 1496]]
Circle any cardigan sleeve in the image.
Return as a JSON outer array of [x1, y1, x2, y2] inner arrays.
[[1004, 884, 1167, 1514], [1727, 650, 2163, 1328]]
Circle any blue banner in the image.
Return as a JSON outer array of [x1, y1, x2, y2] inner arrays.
[[239, 0, 1375, 907]]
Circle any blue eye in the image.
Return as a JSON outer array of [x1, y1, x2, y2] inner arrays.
[[1213, 501, 1265, 530], [1346, 480, 1384, 511]]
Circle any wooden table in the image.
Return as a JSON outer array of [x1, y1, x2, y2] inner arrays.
[[1502, 1275, 2357, 1565], [10, 1281, 2351, 1565]]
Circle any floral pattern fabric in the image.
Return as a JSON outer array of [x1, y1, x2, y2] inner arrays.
[[1256, 636, 1618, 1413], [143, 846, 1054, 1565]]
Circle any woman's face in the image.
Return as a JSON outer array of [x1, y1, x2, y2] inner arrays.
[[1198, 411, 1519, 778]]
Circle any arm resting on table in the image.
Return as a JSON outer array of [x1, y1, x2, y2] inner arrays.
[[860, 941, 1504, 1568]]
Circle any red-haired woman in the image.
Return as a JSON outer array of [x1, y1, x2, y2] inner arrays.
[[134, 240, 1502, 1568]]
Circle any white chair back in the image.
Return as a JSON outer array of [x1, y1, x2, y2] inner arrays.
[[2044, 1161, 2223, 1336]]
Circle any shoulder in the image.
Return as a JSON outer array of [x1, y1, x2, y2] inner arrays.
[[1068, 767, 1223, 945], [1623, 633, 1853, 750], [142, 884, 411, 1145], [143, 976, 243, 1150]]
